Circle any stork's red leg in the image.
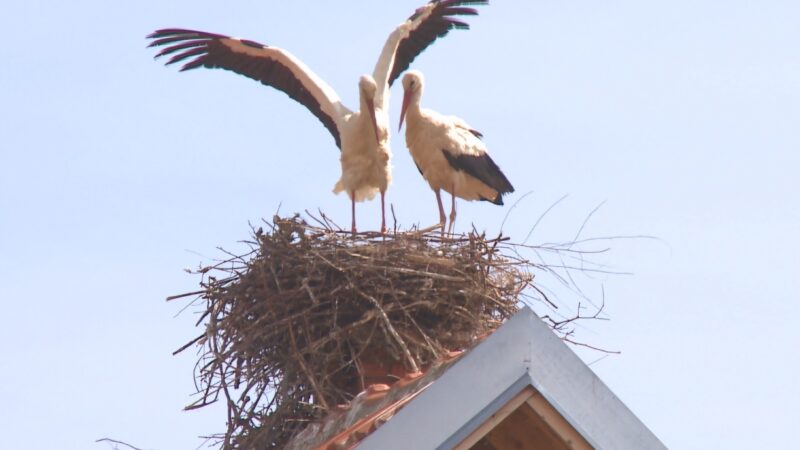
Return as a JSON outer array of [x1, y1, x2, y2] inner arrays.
[[435, 190, 446, 228], [448, 186, 457, 235], [380, 190, 387, 234]]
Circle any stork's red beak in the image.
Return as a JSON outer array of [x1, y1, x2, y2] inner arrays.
[[366, 97, 381, 144], [399, 88, 412, 132]]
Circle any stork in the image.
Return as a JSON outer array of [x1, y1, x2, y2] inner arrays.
[[399, 70, 514, 233], [147, 0, 486, 235]]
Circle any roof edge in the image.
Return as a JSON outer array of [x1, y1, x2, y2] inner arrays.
[[437, 373, 533, 449], [358, 307, 666, 450]]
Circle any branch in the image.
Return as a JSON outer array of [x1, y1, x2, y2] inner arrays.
[[95, 438, 148, 450]]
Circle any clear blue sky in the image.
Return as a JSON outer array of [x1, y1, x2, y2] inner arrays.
[[1, 1, 798, 449]]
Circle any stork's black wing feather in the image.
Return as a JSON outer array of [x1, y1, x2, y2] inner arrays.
[[147, 29, 343, 149], [388, 1, 488, 86], [441, 149, 514, 202]]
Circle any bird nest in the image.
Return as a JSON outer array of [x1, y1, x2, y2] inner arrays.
[[170, 214, 576, 449]]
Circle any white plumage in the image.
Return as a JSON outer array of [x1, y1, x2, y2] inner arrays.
[[332, 76, 391, 233], [399, 70, 514, 230], [148, 1, 486, 233]]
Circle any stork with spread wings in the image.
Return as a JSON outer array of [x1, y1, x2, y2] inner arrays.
[[148, 0, 487, 234]]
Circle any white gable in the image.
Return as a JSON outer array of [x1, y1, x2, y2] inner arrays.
[[358, 307, 666, 450]]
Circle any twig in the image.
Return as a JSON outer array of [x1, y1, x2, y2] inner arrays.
[[562, 338, 621, 355], [356, 289, 420, 374], [288, 325, 330, 410], [95, 438, 147, 450]]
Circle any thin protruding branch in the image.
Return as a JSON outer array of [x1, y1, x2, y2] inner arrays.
[[95, 438, 147, 450]]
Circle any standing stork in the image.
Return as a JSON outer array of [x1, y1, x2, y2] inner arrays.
[[399, 70, 514, 232], [147, 0, 486, 234]]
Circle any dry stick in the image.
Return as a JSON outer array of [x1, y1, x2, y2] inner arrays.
[[244, 386, 267, 426], [288, 324, 330, 410], [530, 283, 558, 309], [390, 203, 398, 234], [371, 265, 465, 282], [187, 356, 219, 410], [305, 209, 330, 229], [308, 311, 378, 353], [194, 308, 211, 327], [356, 289, 420, 374], [301, 278, 319, 305], [172, 333, 205, 356], [209, 316, 237, 448], [184, 398, 217, 411], [388, 283, 440, 357], [95, 438, 146, 450], [399, 310, 439, 357], [411, 223, 445, 235], [562, 337, 621, 354], [166, 289, 206, 301]]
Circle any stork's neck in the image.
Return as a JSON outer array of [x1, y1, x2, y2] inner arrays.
[[405, 90, 423, 122], [358, 91, 371, 116], [358, 89, 389, 144]]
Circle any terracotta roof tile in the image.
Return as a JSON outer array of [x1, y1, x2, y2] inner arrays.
[[284, 354, 465, 450]]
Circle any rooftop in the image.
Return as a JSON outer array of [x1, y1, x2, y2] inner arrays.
[[287, 307, 666, 449]]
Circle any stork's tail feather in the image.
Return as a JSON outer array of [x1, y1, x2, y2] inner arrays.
[[441, 149, 514, 197], [491, 192, 504, 205], [479, 192, 505, 206]]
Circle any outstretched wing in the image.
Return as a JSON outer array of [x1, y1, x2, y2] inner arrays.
[[147, 29, 347, 149], [373, 0, 487, 105]]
